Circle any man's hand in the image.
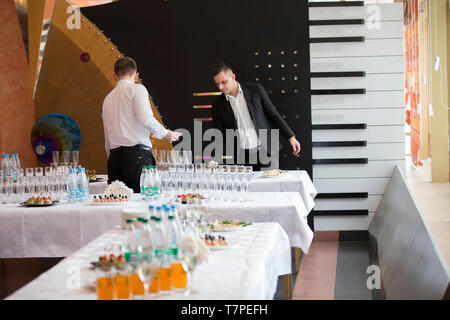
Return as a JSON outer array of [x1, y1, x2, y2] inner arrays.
[[289, 137, 301, 157], [163, 130, 182, 143]]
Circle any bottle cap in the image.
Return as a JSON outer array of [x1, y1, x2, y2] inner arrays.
[[125, 218, 135, 223], [170, 205, 177, 209], [168, 215, 174, 220], [156, 206, 162, 211], [149, 205, 155, 209]]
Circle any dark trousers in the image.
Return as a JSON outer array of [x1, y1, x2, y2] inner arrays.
[[107, 146, 155, 193]]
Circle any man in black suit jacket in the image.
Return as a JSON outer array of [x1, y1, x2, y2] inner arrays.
[[211, 63, 301, 170]]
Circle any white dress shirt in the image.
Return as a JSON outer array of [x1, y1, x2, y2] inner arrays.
[[102, 79, 168, 157], [226, 83, 260, 150]]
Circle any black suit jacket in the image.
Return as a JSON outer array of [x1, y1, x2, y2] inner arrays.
[[211, 82, 295, 157]]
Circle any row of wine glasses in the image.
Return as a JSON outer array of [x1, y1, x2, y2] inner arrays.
[[152, 149, 192, 166], [52, 150, 79, 167], [0, 174, 68, 204]]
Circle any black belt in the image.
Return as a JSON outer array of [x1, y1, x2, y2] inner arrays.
[[110, 144, 151, 153]]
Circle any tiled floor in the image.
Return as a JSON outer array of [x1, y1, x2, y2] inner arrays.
[[292, 240, 338, 300]]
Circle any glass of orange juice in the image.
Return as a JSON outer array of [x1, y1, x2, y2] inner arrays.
[[114, 264, 131, 299], [171, 249, 187, 292], [96, 266, 115, 300]]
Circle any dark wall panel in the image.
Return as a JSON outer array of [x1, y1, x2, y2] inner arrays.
[[82, 0, 311, 174]]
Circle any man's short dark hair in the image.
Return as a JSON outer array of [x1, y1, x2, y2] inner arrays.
[[114, 57, 137, 77], [212, 63, 233, 77]]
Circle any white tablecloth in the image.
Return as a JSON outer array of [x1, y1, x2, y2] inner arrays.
[[88, 175, 108, 195], [0, 192, 313, 259], [89, 171, 317, 213], [250, 170, 317, 213], [6, 222, 291, 300]]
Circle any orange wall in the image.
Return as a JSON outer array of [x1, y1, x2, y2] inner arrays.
[[0, 0, 37, 168]]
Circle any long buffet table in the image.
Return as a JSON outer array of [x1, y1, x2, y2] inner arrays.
[[0, 191, 313, 258], [6, 222, 291, 300], [1, 170, 316, 260], [89, 170, 317, 213]]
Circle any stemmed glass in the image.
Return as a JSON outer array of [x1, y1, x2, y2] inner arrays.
[[52, 151, 59, 167], [63, 151, 70, 167], [158, 150, 167, 167], [72, 151, 79, 167], [186, 164, 194, 174], [45, 167, 52, 176], [183, 151, 192, 165], [137, 253, 160, 299], [180, 237, 200, 296], [35, 167, 43, 177], [195, 163, 203, 174], [25, 168, 34, 177]]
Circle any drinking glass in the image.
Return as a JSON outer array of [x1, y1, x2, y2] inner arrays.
[[180, 238, 200, 296], [191, 174, 200, 194], [45, 167, 52, 176], [10, 179, 20, 203], [17, 168, 24, 177], [35, 167, 43, 177], [25, 168, 34, 177], [52, 151, 59, 166], [96, 266, 115, 300], [183, 151, 192, 165], [4, 177, 13, 204], [72, 151, 79, 167], [186, 164, 194, 174], [18, 176, 26, 202], [63, 151, 70, 166], [195, 163, 203, 174], [151, 149, 158, 164], [137, 252, 160, 299], [59, 174, 67, 201], [158, 150, 167, 165], [51, 175, 60, 201]]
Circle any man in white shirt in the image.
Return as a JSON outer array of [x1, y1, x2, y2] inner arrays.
[[102, 57, 181, 192], [212, 63, 301, 170]]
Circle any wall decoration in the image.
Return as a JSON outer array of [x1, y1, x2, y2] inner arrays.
[[30, 112, 81, 163]]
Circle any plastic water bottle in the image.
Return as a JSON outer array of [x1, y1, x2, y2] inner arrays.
[[139, 218, 155, 254], [153, 166, 161, 197], [123, 218, 139, 263], [66, 168, 78, 203], [150, 216, 167, 250], [9, 154, 16, 178], [148, 204, 155, 215], [156, 206, 163, 219], [1, 154, 9, 181], [166, 208, 181, 249], [15, 154, 21, 173], [171, 204, 183, 238], [140, 166, 147, 200], [77, 167, 89, 202], [145, 167, 154, 201]]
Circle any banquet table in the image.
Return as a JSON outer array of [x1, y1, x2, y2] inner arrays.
[[6, 222, 292, 300], [89, 171, 317, 213], [0, 192, 313, 259]]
